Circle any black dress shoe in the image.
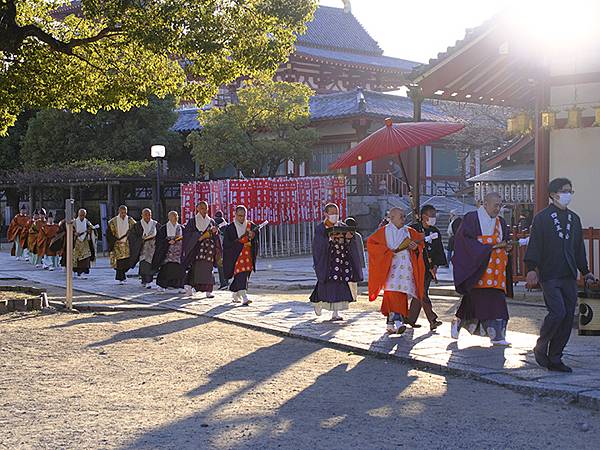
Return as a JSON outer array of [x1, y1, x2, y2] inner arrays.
[[430, 320, 443, 331], [406, 322, 422, 328], [533, 347, 549, 368], [548, 362, 573, 373]]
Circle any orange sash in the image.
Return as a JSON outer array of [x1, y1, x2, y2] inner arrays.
[[234, 223, 253, 275], [476, 218, 508, 292]]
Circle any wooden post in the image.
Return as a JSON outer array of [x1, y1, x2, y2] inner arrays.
[[534, 80, 550, 213], [409, 86, 424, 217], [65, 199, 74, 309]]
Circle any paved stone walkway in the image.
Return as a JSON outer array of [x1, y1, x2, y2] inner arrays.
[[1, 251, 599, 410]]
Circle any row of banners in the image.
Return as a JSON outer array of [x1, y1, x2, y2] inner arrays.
[[180, 176, 347, 225]]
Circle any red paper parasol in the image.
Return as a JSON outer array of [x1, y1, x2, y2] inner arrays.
[[329, 118, 465, 170]]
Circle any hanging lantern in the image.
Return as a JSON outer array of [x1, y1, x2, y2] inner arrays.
[[507, 117, 516, 136], [515, 112, 529, 134], [566, 106, 584, 128], [541, 110, 557, 129], [593, 106, 600, 127]]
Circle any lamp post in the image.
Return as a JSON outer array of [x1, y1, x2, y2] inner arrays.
[[151, 145, 166, 222]]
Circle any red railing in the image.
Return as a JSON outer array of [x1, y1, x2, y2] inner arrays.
[[511, 227, 600, 284]]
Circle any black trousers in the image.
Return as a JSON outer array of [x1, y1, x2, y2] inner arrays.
[[407, 271, 438, 325], [536, 278, 578, 365]]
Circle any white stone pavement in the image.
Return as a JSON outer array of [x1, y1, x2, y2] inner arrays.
[[1, 251, 599, 410]]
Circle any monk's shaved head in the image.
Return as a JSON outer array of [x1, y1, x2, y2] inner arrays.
[[389, 207, 406, 228], [483, 192, 502, 218]]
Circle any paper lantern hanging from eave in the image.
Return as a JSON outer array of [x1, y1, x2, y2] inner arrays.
[[592, 106, 600, 127], [566, 106, 584, 128], [541, 110, 556, 129], [515, 112, 529, 134], [506, 117, 516, 136]]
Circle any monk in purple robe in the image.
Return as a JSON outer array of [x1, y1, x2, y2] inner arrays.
[[451, 192, 513, 346], [309, 203, 363, 321]]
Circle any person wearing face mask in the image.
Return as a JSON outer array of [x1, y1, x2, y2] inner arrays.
[[451, 192, 513, 346], [525, 178, 595, 373], [309, 203, 363, 321], [406, 205, 446, 331], [367, 207, 425, 334]]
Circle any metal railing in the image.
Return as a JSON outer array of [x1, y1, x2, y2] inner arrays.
[[346, 173, 409, 196]]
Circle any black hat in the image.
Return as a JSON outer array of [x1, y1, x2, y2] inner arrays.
[[48, 212, 53, 218], [40, 208, 47, 216], [33, 209, 39, 215], [20, 204, 27, 211]]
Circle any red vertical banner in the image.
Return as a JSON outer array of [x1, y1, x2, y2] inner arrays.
[[228, 179, 239, 221], [180, 183, 195, 225], [195, 181, 210, 206]]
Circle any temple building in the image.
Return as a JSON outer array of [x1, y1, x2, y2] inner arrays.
[[173, 3, 480, 200], [408, 8, 600, 228]]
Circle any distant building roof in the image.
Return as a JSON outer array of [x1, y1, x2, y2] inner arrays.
[[295, 6, 420, 72], [467, 164, 534, 183], [297, 6, 382, 55], [295, 45, 419, 72], [172, 109, 203, 133], [172, 89, 453, 132], [309, 89, 452, 122]]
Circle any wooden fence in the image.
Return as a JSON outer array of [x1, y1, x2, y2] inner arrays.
[[512, 227, 600, 284]]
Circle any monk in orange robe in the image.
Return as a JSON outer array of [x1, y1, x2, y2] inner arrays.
[[7, 205, 30, 259], [367, 207, 425, 334]]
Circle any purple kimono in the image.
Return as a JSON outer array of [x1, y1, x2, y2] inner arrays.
[[452, 210, 512, 340], [309, 222, 363, 308]]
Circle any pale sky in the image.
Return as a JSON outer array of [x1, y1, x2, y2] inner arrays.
[[319, 0, 509, 63]]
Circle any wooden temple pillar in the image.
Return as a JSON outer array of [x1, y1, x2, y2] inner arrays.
[[534, 80, 551, 213], [409, 86, 424, 216]]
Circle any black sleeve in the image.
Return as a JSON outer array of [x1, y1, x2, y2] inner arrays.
[[524, 214, 543, 273], [430, 227, 447, 266], [575, 216, 590, 276]]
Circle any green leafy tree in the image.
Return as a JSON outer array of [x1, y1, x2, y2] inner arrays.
[[188, 81, 318, 177], [20, 97, 187, 169], [0, 0, 317, 134], [0, 111, 33, 171]]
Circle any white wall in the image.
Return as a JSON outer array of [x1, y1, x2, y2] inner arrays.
[[549, 127, 600, 227]]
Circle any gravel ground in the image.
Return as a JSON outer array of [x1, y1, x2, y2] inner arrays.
[[1, 304, 598, 450]]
